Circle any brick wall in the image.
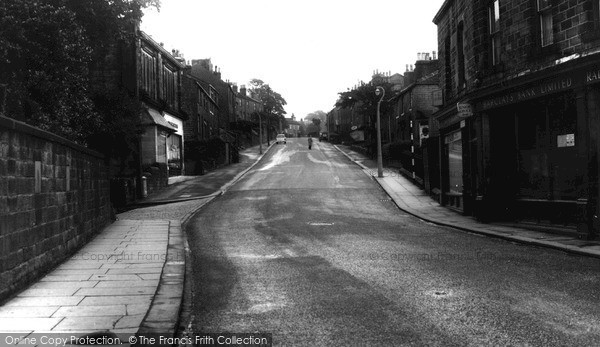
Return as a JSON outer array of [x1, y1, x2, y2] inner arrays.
[[448, 0, 600, 89], [435, 0, 478, 102], [0, 115, 111, 302]]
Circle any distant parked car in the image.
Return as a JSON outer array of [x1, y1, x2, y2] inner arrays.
[[276, 134, 287, 144]]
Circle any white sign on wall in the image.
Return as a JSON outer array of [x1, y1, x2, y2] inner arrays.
[[457, 102, 473, 118], [164, 113, 184, 137], [557, 134, 575, 148]]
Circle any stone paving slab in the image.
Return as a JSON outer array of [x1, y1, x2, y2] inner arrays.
[[0, 317, 62, 331], [76, 287, 156, 296], [52, 305, 127, 317], [0, 306, 59, 318], [115, 314, 145, 329], [88, 274, 144, 282], [52, 316, 121, 331], [17, 288, 80, 297], [94, 280, 159, 288], [78, 295, 153, 307], [105, 268, 163, 274], [3, 296, 85, 307]]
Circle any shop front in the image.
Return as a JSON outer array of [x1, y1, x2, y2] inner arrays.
[[472, 57, 600, 238], [164, 112, 184, 177], [435, 105, 478, 215]]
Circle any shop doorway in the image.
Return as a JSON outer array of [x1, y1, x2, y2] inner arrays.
[[444, 129, 463, 211]]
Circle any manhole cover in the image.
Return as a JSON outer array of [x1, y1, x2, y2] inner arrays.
[[427, 289, 452, 298]]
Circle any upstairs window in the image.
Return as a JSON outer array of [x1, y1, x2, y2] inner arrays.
[[444, 35, 452, 98], [538, 0, 553, 47], [488, 0, 501, 65], [457, 21, 466, 89], [595, 0, 600, 29], [141, 49, 157, 98], [162, 64, 177, 108]]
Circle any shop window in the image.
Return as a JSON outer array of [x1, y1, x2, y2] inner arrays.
[[537, 0, 553, 47], [489, 0, 501, 65], [445, 131, 463, 194], [516, 94, 581, 200], [162, 64, 177, 108], [517, 109, 549, 199], [167, 135, 182, 176]]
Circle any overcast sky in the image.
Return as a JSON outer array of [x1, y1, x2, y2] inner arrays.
[[141, 0, 445, 120]]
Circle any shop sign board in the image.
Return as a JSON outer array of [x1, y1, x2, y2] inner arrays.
[[444, 130, 462, 144], [457, 102, 473, 118], [477, 64, 600, 111]]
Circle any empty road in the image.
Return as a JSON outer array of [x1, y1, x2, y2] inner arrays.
[[183, 138, 600, 346]]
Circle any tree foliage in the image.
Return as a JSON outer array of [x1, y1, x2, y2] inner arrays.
[[307, 111, 327, 125], [335, 82, 394, 126], [0, 0, 159, 153], [249, 79, 287, 124], [0, 0, 98, 142]]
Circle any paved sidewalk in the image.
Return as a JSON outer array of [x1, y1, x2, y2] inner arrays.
[[0, 220, 178, 346], [334, 144, 600, 259], [132, 144, 270, 206], [0, 143, 271, 346]]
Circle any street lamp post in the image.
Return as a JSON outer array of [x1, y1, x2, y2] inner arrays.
[[375, 86, 385, 178], [258, 112, 263, 155]]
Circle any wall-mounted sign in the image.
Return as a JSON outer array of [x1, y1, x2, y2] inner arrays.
[[457, 102, 473, 118], [477, 64, 600, 111], [557, 133, 575, 148], [164, 113, 184, 136], [444, 130, 462, 144]]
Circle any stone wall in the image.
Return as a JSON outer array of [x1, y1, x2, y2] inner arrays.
[[0, 115, 112, 302]]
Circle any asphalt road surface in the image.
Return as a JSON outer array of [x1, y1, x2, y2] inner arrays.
[[183, 137, 600, 346]]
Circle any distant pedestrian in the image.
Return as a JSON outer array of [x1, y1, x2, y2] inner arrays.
[[308, 137, 313, 150]]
